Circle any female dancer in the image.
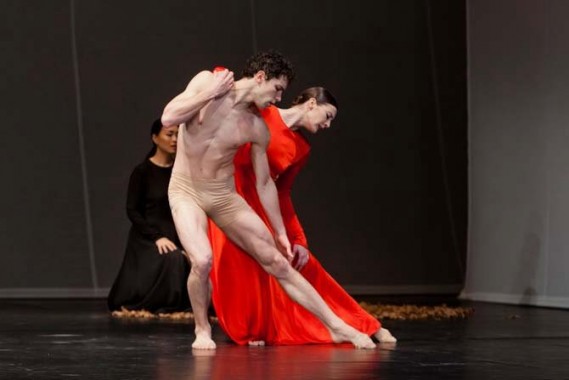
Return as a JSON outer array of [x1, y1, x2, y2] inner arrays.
[[209, 88, 396, 345]]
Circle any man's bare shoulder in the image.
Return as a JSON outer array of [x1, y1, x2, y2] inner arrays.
[[249, 114, 270, 147]]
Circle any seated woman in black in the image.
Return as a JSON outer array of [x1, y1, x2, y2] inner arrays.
[[108, 119, 190, 313]]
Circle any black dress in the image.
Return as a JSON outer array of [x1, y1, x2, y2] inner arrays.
[[107, 159, 190, 313]]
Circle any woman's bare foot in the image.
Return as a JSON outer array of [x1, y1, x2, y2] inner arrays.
[[248, 340, 266, 346], [374, 328, 397, 343], [192, 328, 216, 350], [329, 325, 376, 349]]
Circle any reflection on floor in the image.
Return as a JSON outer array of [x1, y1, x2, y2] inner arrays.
[[0, 297, 568, 379]]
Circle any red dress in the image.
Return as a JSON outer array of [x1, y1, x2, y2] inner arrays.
[[209, 106, 380, 345]]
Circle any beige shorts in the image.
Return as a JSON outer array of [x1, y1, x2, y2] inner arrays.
[[168, 172, 251, 228]]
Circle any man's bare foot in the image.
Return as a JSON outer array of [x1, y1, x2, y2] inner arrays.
[[329, 325, 376, 349], [248, 340, 265, 346], [374, 328, 397, 343], [192, 330, 216, 350], [191, 348, 216, 357]]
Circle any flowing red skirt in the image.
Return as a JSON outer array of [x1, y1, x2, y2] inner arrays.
[[209, 222, 380, 345]]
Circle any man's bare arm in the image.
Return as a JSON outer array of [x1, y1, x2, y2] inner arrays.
[[161, 69, 234, 126], [250, 125, 292, 259]]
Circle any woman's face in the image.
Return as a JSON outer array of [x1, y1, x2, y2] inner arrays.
[[302, 102, 337, 134], [153, 125, 178, 155]]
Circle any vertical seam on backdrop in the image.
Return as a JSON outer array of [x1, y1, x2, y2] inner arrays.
[[249, 0, 258, 53], [425, 0, 464, 279], [70, 0, 99, 289], [542, 0, 550, 296], [464, 0, 472, 289]]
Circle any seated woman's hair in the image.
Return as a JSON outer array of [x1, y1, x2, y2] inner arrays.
[[146, 118, 164, 158]]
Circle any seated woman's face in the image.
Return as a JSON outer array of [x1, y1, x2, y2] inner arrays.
[[153, 125, 179, 155]]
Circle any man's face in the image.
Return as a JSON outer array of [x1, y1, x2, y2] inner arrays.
[[255, 73, 289, 109]]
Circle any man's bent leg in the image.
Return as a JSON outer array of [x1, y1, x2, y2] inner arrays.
[[220, 208, 376, 349], [171, 199, 215, 349]]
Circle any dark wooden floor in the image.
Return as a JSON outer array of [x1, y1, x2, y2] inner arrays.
[[0, 298, 568, 379]]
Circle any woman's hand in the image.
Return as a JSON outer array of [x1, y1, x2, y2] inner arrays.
[[155, 237, 178, 254], [292, 244, 310, 270]]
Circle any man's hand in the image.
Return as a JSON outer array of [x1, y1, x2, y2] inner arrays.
[[198, 69, 234, 123], [209, 69, 234, 98], [274, 233, 293, 262], [155, 237, 178, 255], [292, 244, 310, 270]]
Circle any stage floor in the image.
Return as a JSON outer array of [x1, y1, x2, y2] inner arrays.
[[0, 298, 568, 379]]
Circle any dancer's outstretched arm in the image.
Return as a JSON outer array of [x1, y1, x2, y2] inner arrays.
[[250, 124, 292, 261], [275, 154, 310, 248]]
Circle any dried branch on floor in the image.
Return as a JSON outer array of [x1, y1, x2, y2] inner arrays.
[[359, 302, 474, 320]]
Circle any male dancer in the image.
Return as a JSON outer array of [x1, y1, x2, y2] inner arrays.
[[162, 51, 375, 350]]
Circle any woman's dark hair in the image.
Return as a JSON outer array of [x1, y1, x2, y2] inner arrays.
[[291, 87, 338, 110], [146, 118, 164, 158], [242, 50, 295, 83]]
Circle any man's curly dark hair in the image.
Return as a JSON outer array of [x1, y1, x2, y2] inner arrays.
[[241, 50, 295, 83]]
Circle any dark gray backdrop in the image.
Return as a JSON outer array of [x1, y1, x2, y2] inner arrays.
[[0, 0, 466, 297]]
